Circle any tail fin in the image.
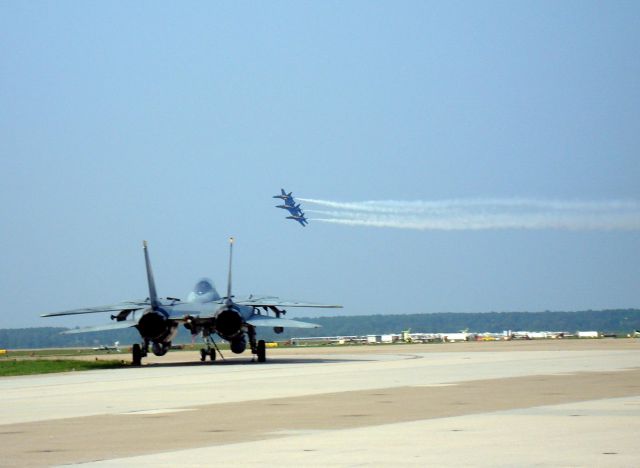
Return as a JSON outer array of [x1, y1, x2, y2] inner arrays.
[[225, 237, 234, 304], [143, 240, 160, 310]]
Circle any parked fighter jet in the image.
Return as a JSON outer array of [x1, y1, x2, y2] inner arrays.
[[286, 213, 308, 227], [42, 239, 340, 365]]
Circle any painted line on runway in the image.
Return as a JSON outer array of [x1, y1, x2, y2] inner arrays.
[[119, 408, 196, 415]]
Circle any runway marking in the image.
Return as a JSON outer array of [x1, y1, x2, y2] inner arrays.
[[2, 367, 639, 466], [397, 354, 425, 360], [119, 408, 195, 415], [414, 383, 458, 387]]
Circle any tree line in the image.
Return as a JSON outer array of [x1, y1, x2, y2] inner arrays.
[[2, 309, 639, 349]]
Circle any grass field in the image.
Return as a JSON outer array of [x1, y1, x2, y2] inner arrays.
[[1, 348, 124, 358], [0, 359, 128, 377]]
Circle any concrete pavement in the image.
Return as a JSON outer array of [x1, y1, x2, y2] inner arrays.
[[0, 340, 638, 466]]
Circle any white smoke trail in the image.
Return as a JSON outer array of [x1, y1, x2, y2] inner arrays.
[[300, 198, 640, 231], [300, 197, 640, 213]]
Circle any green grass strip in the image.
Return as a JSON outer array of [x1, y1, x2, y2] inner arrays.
[[0, 359, 128, 377]]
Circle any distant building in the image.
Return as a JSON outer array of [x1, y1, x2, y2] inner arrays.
[[577, 331, 599, 338], [441, 332, 472, 342]]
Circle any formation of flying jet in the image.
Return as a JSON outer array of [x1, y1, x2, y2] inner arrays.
[[273, 188, 308, 226], [42, 239, 341, 365]]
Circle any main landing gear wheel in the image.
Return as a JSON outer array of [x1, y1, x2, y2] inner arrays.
[[132, 343, 142, 366], [257, 340, 266, 363]]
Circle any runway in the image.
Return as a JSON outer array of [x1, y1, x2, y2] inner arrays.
[[1, 340, 639, 466]]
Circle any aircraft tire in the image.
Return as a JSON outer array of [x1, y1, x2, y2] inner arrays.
[[257, 340, 266, 363], [210, 349, 216, 361], [200, 349, 207, 362], [132, 344, 142, 366]]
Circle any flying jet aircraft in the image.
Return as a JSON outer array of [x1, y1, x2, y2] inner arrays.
[[42, 239, 341, 365], [272, 188, 295, 206], [276, 202, 303, 216], [286, 213, 308, 226]]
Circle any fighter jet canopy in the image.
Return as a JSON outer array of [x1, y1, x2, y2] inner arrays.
[[187, 278, 221, 303]]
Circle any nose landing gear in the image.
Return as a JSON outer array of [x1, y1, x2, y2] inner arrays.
[[200, 347, 216, 361], [200, 332, 223, 362]]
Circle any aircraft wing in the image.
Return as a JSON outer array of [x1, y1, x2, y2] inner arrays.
[[235, 296, 342, 309], [41, 301, 149, 317], [245, 315, 320, 329], [61, 320, 139, 334]]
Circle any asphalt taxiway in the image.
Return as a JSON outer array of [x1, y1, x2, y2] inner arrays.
[[1, 340, 639, 466]]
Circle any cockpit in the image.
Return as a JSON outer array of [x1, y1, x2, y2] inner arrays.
[[187, 278, 220, 303]]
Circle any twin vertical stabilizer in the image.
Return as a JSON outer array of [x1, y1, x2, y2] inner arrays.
[[226, 237, 234, 304], [143, 240, 160, 310]]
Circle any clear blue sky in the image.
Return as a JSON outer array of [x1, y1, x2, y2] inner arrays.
[[1, 1, 639, 328]]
